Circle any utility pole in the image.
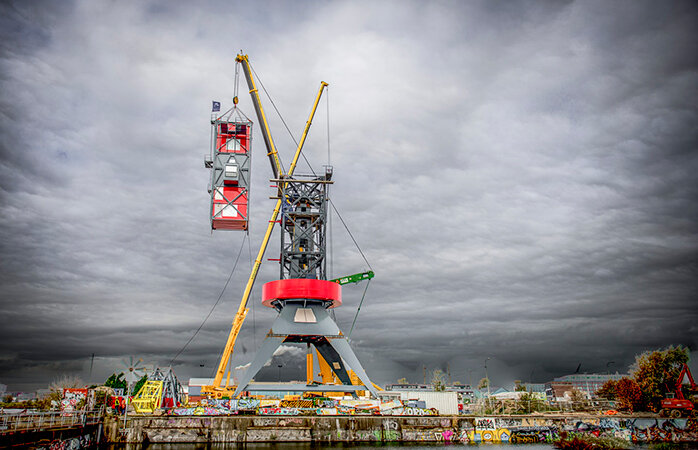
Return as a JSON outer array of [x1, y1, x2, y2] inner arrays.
[[123, 382, 131, 429], [485, 357, 492, 411]]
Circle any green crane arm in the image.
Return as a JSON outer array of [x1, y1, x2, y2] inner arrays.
[[330, 271, 375, 285]]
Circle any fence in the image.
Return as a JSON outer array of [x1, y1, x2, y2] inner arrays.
[[467, 398, 618, 415], [0, 408, 104, 433]]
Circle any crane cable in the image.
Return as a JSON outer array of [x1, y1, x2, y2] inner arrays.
[[326, 88, 333, 281], [329, 199, 373, 271], [247, 62, 291, 175], [250, 72, 372, 272], [169, 234, 248, 366], [233, 60, 240, 103], [243, 65, 374, 334], [319, 87, 373, 333], [348, 279, 371, 338], [247, 235, 256, 349], [249, 61, 317, 177]]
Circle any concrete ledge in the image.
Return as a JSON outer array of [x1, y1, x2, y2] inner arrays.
[[104, 414, 698, 444]]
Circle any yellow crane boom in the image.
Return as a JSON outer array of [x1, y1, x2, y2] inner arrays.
[[202, 54, 328, 397], [235, 54, 284, 179]]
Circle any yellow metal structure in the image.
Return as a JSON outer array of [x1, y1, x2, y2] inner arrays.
[[202, 54, 328, 398], [234, 54, 284, 179], [131, 381, 164, 413], [303, 349, 384, 398]]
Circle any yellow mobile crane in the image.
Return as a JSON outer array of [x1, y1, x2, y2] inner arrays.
[[201, 55, 327, 398]]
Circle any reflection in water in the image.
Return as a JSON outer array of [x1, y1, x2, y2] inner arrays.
[[101, 444, 560, 450], [100, 443, 698, 450]]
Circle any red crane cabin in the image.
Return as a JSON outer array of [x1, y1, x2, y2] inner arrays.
[[211, 121, 251, 231]]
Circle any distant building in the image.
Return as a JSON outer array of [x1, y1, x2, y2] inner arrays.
[[187, 378, 213, 403], [559, 373, 625, 397], [446, 384, 475, 397], [386, 383, 473, 393], [36, 389, 51, 399], [545, 373, 626, 399], [522, 383, 546, 393], [492, 390, 547, 401], [15, 392, 37, 402], [446, 384, 475, 406], [386, 383, 475, 405], [396, 391, 459, 415], [545, 381, 574, 401], [384, 383, 431, 391]]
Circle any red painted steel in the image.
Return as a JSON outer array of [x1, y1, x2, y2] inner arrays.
[[212, 122, 250, 231], [211, 186, 248, 230], [262, 279, 342, 308], [215, 122, 250, 157]]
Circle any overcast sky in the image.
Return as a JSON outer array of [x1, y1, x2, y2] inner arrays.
[[1, 0, 696, 392]]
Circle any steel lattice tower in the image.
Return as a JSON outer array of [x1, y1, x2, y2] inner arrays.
[[233, 168, 377, 398]]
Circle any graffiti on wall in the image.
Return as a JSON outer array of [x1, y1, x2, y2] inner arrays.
[[157, 397, 698, 444], [627, 418, 698, 442], [458, 417, 698, 444], [37, 433, 93, 450], [61, 388, 88, 412], [508, 426, 558, 443], [121, 413, 698, 445], [475, 417, 496, 429], [171, 405, 237, 416], [175, 397, 434, 416], [384, 407, 438, 416], [258, 407, 300, 415]]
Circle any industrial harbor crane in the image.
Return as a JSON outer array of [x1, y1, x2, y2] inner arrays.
[[202, 54, 326, 398], [202, 54, 376, 399]]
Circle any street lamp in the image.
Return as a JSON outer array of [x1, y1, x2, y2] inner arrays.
[[277, 364, 283, 382]]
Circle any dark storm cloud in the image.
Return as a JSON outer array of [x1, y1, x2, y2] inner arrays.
[[1, 0, 696, 391]]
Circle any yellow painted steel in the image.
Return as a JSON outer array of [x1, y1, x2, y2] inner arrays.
[[306, 350, 313, 385], [131, 380, 164, 413], [234, 54, 284, 179], [288, 81, 328, 177], [307, 352, 383, 398], [202, 65, 329, 398], [317, 352, 337, 384]]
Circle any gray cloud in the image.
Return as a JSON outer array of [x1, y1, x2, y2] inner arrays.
[[1, 0, 696, 392]]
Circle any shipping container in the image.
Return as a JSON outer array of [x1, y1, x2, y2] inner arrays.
[[399, 391, 459, 415]]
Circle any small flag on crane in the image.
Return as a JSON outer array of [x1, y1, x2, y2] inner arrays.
[[212, 101, 221, 112]]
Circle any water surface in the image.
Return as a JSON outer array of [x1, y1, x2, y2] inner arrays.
[[101, 442, 691, 450]]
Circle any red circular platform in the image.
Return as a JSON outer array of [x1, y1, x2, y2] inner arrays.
[[262, 279, 342, 309]]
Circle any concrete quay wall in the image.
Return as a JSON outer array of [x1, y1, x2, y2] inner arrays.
[[104, 414, 698, 444], [107, 415, 456, 443]]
